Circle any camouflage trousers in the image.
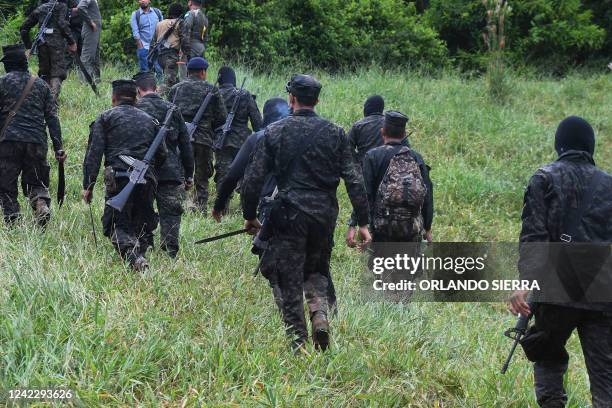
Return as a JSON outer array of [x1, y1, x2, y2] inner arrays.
[[260, 202, 335, 347], [214, 146, 239, 190], [192, 143, 214, 212], [155, 181, 185, 257], [0, 141, 51, 224], [532, 304, 612, 408], [38, 42, 68, 105], [158, 49, 180, 91], [102, 176, 157, 264]]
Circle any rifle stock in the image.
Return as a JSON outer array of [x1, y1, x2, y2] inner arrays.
[[29, 0, 58, 56], [185, 79, 219, 142], [213, 77, 247, 151], [106, 107, 175, 212], [501, 302, 535, 374]]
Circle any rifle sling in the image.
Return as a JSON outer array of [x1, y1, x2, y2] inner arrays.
[[0, 75, 37, 142]]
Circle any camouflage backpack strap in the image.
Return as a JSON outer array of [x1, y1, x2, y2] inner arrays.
[[0, 75, 37, 142]]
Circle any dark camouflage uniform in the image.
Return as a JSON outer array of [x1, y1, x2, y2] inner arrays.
[[82, 102, 165, 264], [136, 93, 194, 257], [20, 1, 75, 102], [361, 139, 434, 242], [215, 83, 262, 194], [181, 9, 208, 59], [0, 71, 62, 224], [150, 18, 184, 90], [168, 76, 226, 211], [519, 150, 612, 408], [348, 113, 384, 166], [241, 109, 369, 346]]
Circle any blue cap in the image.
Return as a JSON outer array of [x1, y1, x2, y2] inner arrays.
[[187, 57, 209, 71]]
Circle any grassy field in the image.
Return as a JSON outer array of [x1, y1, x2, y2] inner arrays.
[[0, 64, 610, 407]]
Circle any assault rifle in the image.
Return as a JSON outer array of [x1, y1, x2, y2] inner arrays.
[[213, 77, 246, 151], [106, 107, 175, 212], [195, 228, 249, 244], [501, 302, 535, 374], [29, 0, 59, 56], [147, 14, 185, 70], [185, 79, 219, 142]]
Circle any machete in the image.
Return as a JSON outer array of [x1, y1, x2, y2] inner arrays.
[[74, 54, 99, 96], [57, 158, 65, 207], [195, 228, 248, 244]]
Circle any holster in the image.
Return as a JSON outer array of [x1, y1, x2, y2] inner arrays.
[[520, 326, 569, 363], [103, 166, 118, 193]]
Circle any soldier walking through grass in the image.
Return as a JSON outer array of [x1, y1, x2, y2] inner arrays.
[[134, 71, 194, 258], [0, 44, 67, 228], [241, 74, 371, 351], [82, 79, 165, 271]]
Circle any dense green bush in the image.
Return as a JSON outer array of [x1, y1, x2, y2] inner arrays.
[[0, 0, 609, 73], [427, 0, 607, 72]]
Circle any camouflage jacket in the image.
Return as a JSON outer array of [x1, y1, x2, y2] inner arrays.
[[168, 77, 226, 147], [82, 102, 166, 190], [136, 93, 194, 183], [520, 151, 612, 244], [181, 9, 208, 57], [357, 139, 434, 230], [242, 109, 369, 228], [348, 113, 384, 166], [217, 83, 262, 149], [0, 71, 62, 151], [20, 1, 75, 50], [518, 150, 612, 311]]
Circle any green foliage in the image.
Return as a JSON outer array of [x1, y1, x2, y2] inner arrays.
[[0, 0, 609, 72], [427, 0, 607, 73]]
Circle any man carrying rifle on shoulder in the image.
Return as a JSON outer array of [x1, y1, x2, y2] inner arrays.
[[20, 0, 77, 106], [214, 66, 262, 211], [149, 3, 185, 91], [82, 80, 167, 271], [168, 57, 226, 215]]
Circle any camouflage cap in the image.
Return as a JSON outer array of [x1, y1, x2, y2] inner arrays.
[[285, 74, 322, 99], [111, 79, 137, 97], [0, 44, 27, 63], [132, 71, 156, 87], [384, 110, 409, 129]]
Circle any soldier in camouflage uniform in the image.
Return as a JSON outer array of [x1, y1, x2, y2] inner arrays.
[[214, 66, 262, 208], [150, 3, 185, 91], [168, 57, 226, 214], [348, 95, 385, 167], [134, 72, 194, 258], [20, 0, 77, 105], [0, 44, 67, 227], [181, 0, 208, 61], [510, 116, 612, 408], [241, 74, 371, 351], [348, 111, 434, 245], [82, 80, 166, 271]]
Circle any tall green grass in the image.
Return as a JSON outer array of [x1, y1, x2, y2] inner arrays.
[[0, 64, 610, 406]]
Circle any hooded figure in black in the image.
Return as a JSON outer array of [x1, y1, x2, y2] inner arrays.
[[348, 95, 385, 166], [511, 116, 612, 408]]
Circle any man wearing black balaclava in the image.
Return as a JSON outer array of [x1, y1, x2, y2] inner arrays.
[[510, 116, 612, 408], [0, 44, 67, 227], [348, 95, 385, 167]]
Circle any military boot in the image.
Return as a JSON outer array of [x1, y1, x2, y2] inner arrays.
[[131, 255, 149, 272], [311, 311, 330, 351], [34, 199, 50, 228]]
